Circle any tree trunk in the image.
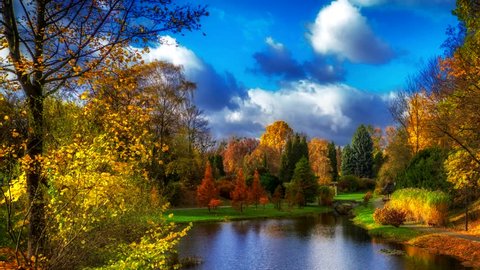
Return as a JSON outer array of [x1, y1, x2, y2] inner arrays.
[[26, 90, 46, 259]]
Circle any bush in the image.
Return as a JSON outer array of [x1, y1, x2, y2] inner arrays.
[[397, 148, 451, 192], [363, 191, 373, 203], [389, 188, 450, 226], [318, 186, 335, 206], [358, 178, 376, 191], [217, 179, 234, 199], [373, 207, 406, 227], [338, 175, 359, 192]]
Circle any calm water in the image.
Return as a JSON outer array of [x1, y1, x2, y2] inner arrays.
[[179, 213, 469, 270]]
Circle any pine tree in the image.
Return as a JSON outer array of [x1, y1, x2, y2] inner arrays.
[[279, 134, 309, 182], [327, 142, 338, 181], [197, 163, 219, 212], [351, 125, 374, 178], [341, 144, 355, 176], [289, 157, 319, 206]]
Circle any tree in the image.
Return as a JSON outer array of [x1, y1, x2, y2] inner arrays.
[[248, 170, 266, 208], [231, 169, 248, 212], [279, 134, 308, 182], [308, 138, 331, 184], [272, 185, 283, 210], [257, 120, 294, 177], [444, 149, 480, 231], [351, 125, 374, 178], [259, 120, 293, 153], [327, 142, 338, 182], [0, 0, 207, 257], [287, 157, 319, 206], [222, 137, 258, 175], [377, 127, 413, 188], [397, 147, 451, 191], [196, 163, 218, 212], [341, 144, 354, 176]]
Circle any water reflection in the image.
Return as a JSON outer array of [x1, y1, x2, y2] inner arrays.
[[179, 213, 468, 270]]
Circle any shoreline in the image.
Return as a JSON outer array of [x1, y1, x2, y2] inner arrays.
[[351, 201, 480, 268]]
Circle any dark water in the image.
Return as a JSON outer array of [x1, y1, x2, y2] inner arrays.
[[178, 213, 469, 270]]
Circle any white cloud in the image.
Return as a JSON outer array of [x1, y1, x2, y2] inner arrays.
[[307, 0, 394, 64], [207, 80, 392, 144], [144, 35, 203, 73]]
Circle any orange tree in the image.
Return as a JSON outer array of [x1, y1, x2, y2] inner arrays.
[[0, 0, 207, 258], [196, 163, 218, 212], [248, 170, 266, 208], [231, 169, 248, 212]]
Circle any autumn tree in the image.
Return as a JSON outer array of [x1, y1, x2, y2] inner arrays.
[[445, 149, 480, 231], [231, 169, 248, 212], [197, 163, 218, 212], [377, 127, 413, 188], [253, 121, 294, 176], [272, 185, 283, 209], [308, 138, 331, 184], [222, 137, 258, 175], [248, 170, 266, 208], [0, 0, 207, 257]]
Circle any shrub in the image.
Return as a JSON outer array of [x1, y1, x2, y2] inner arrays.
[[373, 207, 406, 227], [396, 148, 451, 192], [318, 185, 335, 206], [363, 191, 373, 203], [217, 179, 234, 199], [358, 178, 376, 191], [389, 188, 450, 226], [338, 175, 359, 192], [208, 199, 221, 210]]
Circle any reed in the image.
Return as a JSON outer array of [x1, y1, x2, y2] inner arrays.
[[389, 188, 450, 226]]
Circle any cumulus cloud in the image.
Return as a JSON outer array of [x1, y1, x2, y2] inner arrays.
[[144, 36, 244, 111], [307, 0, 394, 64], [207, 80, 392, 144], [251, 37, 345, 83]]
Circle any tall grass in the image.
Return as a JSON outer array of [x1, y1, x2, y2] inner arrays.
[[389, 188, 450, 226]]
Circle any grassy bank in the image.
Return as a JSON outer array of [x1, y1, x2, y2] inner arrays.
[[162, 204, 331, 223], [352, 203, 423, 242], [334, 192, 368, 202]]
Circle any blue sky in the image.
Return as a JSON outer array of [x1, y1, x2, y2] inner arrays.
[[146, 0, 458, 144]]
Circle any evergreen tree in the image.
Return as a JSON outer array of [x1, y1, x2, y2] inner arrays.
[[327, 142, 338, 181], [279, 134, 309, 182], [341, 144, 355, 176], [351, 125, 374, 178], [289, 157, 319, 205]]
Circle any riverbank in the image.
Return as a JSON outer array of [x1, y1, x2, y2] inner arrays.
[[352, 199, 480, 268], [164, 204, 331, 223]]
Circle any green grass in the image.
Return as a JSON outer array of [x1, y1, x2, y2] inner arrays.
[[334, 192, 368, 202], [352, 203, 423, 242], [156, 204, 331, 223]]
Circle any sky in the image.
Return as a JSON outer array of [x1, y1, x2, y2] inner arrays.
[[145, 0, 458, 145]]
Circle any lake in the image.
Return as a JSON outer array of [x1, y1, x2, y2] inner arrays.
[[178, 213, 468, 270]]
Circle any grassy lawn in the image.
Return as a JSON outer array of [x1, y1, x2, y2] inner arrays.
[[352, 203, 423, 242], [161, 203, 331, 223], [334, 192, 368, 202]]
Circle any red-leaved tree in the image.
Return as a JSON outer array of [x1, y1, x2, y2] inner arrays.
[[248, 170, 266, 208], [231, 169, 248, 212], [197, 163, 218, 212]]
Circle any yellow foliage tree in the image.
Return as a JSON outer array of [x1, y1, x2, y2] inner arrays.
[[308, 138, 332, 185]]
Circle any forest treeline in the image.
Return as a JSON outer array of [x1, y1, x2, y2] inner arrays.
[[1, 0, 480, 269]]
